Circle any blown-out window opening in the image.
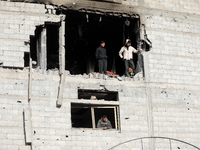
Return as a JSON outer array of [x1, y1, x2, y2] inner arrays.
[[71, 103, 119, 130]]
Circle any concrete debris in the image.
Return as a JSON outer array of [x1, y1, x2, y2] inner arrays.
[[64, 71, 143, 81], [65, 70, 70, 75], [98, 73, 104, 79], [117, 76, 122, 81]]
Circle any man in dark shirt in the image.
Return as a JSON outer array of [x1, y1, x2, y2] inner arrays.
[[95, 41, 108, 75]]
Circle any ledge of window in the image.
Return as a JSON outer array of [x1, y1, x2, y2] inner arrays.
[[70, 99, 120, 105], [29, 68, 144, 82], [71, 127, 120, 131], [70, 72, 144, 82]]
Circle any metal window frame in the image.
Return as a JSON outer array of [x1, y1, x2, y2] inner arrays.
[[91, 106, 119, 130], [71, 104, 119, 130]]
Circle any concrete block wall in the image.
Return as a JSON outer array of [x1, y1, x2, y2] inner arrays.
[[123, 0, 200, 15], [143, 9, 200, 85], [0, 68, 150, 150], [151, 86, 200, 146], [138, 0, 200, 148], [122, 0, 139, 6], [0, 68, 30, 150], [0, 0, 200, 150], [143, 0, 200, 15], [30, 72, 149, 150], [0, 1, 60, 68], [1, 67, 199, 149]]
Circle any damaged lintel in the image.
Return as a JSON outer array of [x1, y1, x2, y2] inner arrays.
[[12, 0, 139, 19], [58, 6, 140, 19]]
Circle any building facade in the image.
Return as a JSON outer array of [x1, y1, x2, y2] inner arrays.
[[0, 0, 200, 149]]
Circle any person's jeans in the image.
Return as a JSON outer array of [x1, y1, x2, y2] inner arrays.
[[98, 59, 107, 75], [124, 59, 136, 76]]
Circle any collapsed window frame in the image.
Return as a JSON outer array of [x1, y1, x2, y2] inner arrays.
[[29, 20, 65, 71], [71, 103, 119, 130]]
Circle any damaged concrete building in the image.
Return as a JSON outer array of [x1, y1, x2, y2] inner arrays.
[[0, 0, 200, 149]]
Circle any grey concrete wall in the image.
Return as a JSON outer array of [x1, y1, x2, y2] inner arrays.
[[0, 68, 150, 150], [0, 0, 200, 150], [139, 0, 200, 148], [0, 1, 60, 68], [144, 11, 200, 85]]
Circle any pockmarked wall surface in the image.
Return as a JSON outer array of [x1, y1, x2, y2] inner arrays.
[[0, 0, 200, 150]]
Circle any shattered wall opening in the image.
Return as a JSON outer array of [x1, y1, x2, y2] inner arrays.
[[30, 22, 60, 70], [63, 10, 141, 76], [71, 103, 119, 129]]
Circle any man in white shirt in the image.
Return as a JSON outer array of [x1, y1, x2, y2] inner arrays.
[[119, 39, 141, 77]]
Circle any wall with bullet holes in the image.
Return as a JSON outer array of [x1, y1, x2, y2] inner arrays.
[[0, 0, 200, 150]]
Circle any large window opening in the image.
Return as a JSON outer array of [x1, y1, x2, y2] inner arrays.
[[64, 10, 141, 76], [71, 103, 119, 129], [78, 89, 118, 101]]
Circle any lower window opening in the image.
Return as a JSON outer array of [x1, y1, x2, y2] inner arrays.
[[71, 103, 119, 130]]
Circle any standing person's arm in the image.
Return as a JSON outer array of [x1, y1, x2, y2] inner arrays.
[[132, 47, 139, 53], [132, 47, 141, 54], [119, 47, 124, 59]]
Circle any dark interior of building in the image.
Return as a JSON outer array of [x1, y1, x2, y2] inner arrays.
[[78, 89, 118, 101], [30, 23, 60, 70], [29, 10, 142, 76], [24, 52, 30, 67], [46, 23, 59, 70], [30, 35, 37, 64], [64, 10, 140, 76], [71, 107, 93, 128]]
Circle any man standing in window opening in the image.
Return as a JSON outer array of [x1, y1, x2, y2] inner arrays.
[[97, 115, 112, 130], [95, 41, 108, 75], [119, 39, 141, 77]]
